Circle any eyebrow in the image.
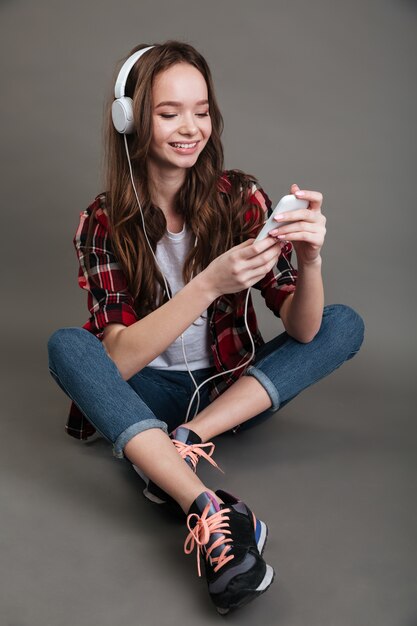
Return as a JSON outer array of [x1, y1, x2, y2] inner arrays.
[[155, 99, 209, 109]]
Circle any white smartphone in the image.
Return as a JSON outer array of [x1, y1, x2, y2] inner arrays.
[[255, 194, 309, 242]]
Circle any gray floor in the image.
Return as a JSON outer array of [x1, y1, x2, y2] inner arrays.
[[1, 0, 417, 624], [2, 325, 416, 626]]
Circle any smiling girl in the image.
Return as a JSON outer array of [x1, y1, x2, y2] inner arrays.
[[47, 41, 364, 614]]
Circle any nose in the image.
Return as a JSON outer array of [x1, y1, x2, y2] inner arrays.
[[179, 112, 198, 136]]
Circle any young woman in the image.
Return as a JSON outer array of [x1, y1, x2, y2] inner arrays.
[[47, 41, 364, 614]]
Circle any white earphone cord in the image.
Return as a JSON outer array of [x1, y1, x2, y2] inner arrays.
[[124, 136, 204, 417], [123, 135, 293, 423]]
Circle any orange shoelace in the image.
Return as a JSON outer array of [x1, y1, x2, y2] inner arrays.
[[184, 503, 234, 577], [172, 439, 223, 473]]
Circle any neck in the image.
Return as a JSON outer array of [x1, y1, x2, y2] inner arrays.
[[148, 162, 187, 215]]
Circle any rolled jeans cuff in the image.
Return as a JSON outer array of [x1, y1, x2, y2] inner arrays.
[[113, 419, 168, 459], [245, 365, 281, 412]]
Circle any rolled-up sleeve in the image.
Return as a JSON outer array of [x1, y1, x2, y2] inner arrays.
[[73, 206, 138, 340]]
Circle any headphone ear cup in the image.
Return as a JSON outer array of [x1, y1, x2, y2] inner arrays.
[[112, 96, 134, 134]]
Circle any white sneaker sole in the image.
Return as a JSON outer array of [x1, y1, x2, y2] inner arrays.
[[132, 464, 167, 504], [216, 564, 275, 615], [256, 563, 274, 592]]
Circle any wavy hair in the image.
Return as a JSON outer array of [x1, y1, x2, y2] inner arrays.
[[86, 40, 264, 318]]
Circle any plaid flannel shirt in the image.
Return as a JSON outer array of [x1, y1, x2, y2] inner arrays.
[[66, 175, 298, 439]]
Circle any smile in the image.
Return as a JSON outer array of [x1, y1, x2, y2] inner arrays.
[[169, 142, 199, 149]]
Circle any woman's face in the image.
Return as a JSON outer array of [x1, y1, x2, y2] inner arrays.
[[149, 62, 212, 175]]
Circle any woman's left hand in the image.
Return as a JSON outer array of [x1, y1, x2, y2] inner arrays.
[[268, 183, 326, 265]]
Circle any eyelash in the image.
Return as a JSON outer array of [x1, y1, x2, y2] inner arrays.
[[159, 112, 210, 119]]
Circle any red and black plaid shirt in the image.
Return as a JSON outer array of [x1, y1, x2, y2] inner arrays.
[[66, 175, 298, 439]]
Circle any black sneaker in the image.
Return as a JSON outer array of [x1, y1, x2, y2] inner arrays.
[[215, 490, 268, 556], [184, 491, 275, 614], [133, 430, 268, 555], [133, 426, 220, 505]]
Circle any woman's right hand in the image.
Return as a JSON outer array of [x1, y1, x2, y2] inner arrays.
[[202, 237, 283, 299]]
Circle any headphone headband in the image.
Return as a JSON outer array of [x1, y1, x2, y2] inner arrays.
[[114, 45, 155, 99], [112, 45, 155, 134]]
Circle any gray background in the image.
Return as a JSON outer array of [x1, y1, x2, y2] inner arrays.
[[1, 0, 416, 625]]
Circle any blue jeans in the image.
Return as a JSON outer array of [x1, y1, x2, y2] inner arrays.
[[47, 304, 364, 459]]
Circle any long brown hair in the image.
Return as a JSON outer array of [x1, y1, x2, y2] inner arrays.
[[86, 40, 264, 318]]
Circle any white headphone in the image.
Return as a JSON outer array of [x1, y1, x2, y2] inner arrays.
[[111, 46, 155, 134]]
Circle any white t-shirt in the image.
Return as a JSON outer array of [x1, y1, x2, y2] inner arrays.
[[148, 223, 214, 370]]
